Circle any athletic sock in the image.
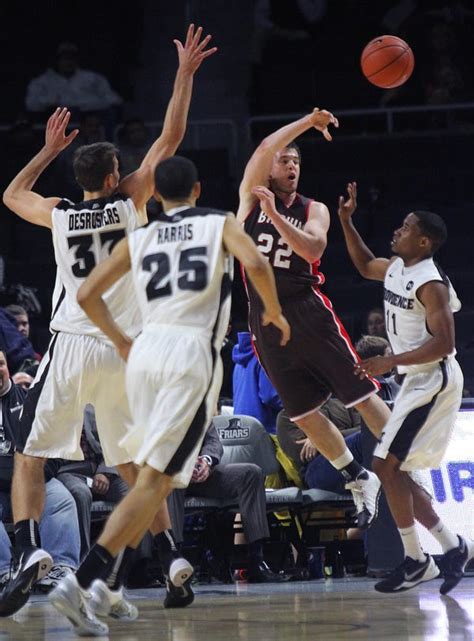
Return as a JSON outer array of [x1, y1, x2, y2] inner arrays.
[[398, 525, 426, 562], [76, 544, 115, 590], [154, 529, 179, 575], [428, 519, 459, 553], [106, 546, 135, 591], [14, 519, 40, 554], [330, 450, 368, 482]]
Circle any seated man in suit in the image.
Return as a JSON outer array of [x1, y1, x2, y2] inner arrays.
[[167, 422, 283, 584]]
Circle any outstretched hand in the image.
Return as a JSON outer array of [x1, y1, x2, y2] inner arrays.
[[174, 24, 217, 74], [338, 181, 358, 222], [354, 355, 395, 379], [308, 108, 339, 141], [45, 107, 79, 153]]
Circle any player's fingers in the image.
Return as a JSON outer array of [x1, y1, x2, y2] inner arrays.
[[196, 33, 212, 51], [173, 39, 184, 53], [192, 25, 203, 47], [65, 129, 80, 144], [200, 46, 218, 59], [322, 128, 332, 142], [185, 24, 194, 47]]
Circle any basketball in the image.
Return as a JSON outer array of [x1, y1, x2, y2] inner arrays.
[[361, 35, 414, 89]]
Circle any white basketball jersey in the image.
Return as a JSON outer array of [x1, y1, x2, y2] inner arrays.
[[128, 206, 233, 351], [50, 193, 142, 340], [384, 257, 461, 373]]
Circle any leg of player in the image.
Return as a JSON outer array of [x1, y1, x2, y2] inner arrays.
[[0, 453, 53, 617], [372, 455, 439, 593], [49, 465, 174, 634], [354, 394, 391, 439], [407, 474, 474, 595], [296, 411, 381, 529]]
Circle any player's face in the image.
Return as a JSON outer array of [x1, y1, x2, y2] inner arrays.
[[391, 213, 426, 258], [269, 148, 300, 194], [0, 352, 10, 395]]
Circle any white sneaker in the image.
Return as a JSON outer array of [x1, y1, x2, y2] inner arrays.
[[89, 579, 138, 620], [168, 557, 194, 587], [36, 565, 74, 592], [345, 471, 381, 529], [49, 572, 109, 637]]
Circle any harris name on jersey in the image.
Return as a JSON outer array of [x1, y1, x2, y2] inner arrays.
[[156, 223, 193, 244]]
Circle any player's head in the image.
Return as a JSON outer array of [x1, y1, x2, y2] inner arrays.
[[154, 156, 201, 205], [73, 142, 120, 194], [269, 141, 301, 196], [365, 307, 386, 338], [4, 304, 29, 338], [392, 211, 447, 259], [0, 349, 10, 395]]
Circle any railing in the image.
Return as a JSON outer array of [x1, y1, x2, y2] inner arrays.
[[246, 102, 474, 140]]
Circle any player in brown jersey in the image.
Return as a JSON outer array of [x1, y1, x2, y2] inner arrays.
[[237, 109, 392, 528]]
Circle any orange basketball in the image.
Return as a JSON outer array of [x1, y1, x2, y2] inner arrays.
[[361, 35, 414, 89]]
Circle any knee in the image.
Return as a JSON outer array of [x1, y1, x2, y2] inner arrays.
[[242, 464, 263, 486], [372, 456, 399, 484]]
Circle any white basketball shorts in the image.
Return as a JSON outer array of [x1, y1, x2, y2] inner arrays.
[[19, 332, 133, 466], [374, 357, 463, 471], [121, 324, 223, 489]]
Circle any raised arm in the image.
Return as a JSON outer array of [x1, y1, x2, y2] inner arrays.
[[119, 24, 217, 214], [237, 108, 338, 221], [77, 238, 133, 361], [251, 186, 329, 263], [2, 108, 79, 228], [222, 214, 290, 345], [338, 182, 391, 281]]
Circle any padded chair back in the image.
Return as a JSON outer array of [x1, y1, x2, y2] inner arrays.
[[213, 415, 280, 476]]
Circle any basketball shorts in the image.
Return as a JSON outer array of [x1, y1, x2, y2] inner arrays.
[[121, 323, 222, 489], [374, 357, 463, 470], [249, 288, 379, 420], [18, 332, 133, 466]]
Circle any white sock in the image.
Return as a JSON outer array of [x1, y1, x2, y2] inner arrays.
[[428, 520, 459, 553], [330, 449, 353, 470], [398, 525, 426, 561]]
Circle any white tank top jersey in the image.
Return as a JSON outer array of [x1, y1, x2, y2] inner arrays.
[[384, 257, 461, 373], [128, 205, 233, 347], [50, 193, 142, 341]]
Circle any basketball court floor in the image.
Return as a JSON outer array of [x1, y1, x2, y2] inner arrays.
[[0, 576, 472, 641]]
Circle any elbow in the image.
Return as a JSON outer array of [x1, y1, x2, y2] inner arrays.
[[247, 255, 268, 277], [76, 284, 89, 311], [2, 190, 13, 208]]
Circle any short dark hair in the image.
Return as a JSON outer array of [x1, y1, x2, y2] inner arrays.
[[154, 156, 198, 200], [73, 142, 118, 191], [355, 335, 390, 360], [283, 141, 301, 163], [413, 210, 447, 254]]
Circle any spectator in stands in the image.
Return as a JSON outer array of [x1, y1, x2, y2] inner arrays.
[[0, 308, 38, 375], [4, 304, 42, 362], [25, 42, 123, 125], [232, 331, 283, 434], [167, 422, 284, 583], [57, 405, 129, 560], [0, 347, 80, 592], [366, 307, 387, 339], [117, 118, 151, 176]]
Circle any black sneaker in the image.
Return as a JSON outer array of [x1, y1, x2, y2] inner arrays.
[[163, 576, 194, 609], [0, 547, 53, 617], [374, 555, 439, 593], [247, 561, 289, 583], [439, 536, 473, 595]]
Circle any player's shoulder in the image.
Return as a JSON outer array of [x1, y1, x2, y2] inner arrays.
[[54, 192, 132, 213], [180, 206, 230, 219]]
